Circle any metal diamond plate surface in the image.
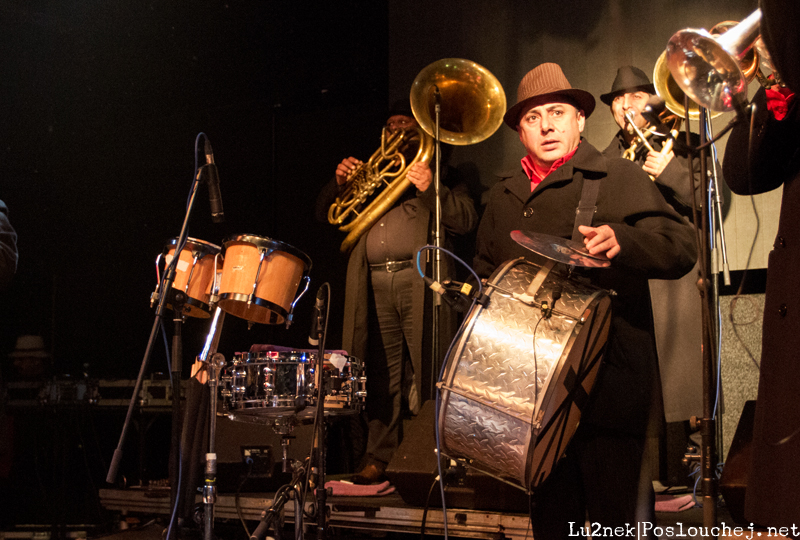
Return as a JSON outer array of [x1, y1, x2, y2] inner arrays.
[[440, 259, 606, 486]]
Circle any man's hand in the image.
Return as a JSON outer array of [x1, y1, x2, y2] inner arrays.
[[335, 157, 362, 185], [578, 224, 620, 259], [407, 161, 433, 192], [642, 149, 674, 178]]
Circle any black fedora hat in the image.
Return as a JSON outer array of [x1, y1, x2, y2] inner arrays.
[[599, 66, 656, 105], [504, 63, 596, 129]]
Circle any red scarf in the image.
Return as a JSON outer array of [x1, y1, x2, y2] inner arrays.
[[521, 143, 580, 192]]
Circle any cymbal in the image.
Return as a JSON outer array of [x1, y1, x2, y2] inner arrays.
[[511, 230, 611, 268]]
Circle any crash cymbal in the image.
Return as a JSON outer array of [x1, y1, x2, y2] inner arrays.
[[511, 230, 611, 268]]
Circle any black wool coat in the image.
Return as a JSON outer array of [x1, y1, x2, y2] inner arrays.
[[603, 130, 704, 423], [475, 139, 697, 435], [724, 86, 800, 528]]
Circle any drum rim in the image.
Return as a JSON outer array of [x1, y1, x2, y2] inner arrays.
[[166, 236, 221, 254], [218, 293, 289, 323], [222, 234, 312, 271], [241, 350, 316, 363]]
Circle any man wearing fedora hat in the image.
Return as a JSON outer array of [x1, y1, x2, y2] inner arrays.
[[474, 62, 696, 538], [601, 66, 704, 461]]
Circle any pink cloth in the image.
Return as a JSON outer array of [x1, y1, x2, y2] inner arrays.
[[654, 494, 695, 512], [324, 480, 395, 497]]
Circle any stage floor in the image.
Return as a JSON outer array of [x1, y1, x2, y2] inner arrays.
[[95, 485, 754, 540]]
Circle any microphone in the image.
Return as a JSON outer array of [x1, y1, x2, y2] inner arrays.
[[425, 278, 484, 312], [641, 95, 667, 126], [204, 139, 224, 223], [308, 286, 326, 346]]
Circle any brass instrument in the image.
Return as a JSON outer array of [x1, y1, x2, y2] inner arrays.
[[654, 51, 721, 120], [328, 58, 506, 253], [665, 9, 764, 113], [621, 109, 681, 181], [328, 126, 434, 253]]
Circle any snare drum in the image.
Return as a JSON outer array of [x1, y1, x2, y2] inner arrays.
[[438, 258, 611, 489], [221, 350, 365, 422], [217, 235, 311, 325], [156, 237, 221, 318]]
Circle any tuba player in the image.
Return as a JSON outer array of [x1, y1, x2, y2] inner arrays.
[[315, 99, 478, 484]]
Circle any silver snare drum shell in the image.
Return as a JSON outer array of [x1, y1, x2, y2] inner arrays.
[[221, 350, 365, 422], [438, 258, 611, 489]]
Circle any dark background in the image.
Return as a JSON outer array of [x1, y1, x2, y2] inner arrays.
[[0, 1, 393, 378]]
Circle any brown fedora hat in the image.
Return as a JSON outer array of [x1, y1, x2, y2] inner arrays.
[[599, 66, 656, 105], [504, 63, 596, 129]]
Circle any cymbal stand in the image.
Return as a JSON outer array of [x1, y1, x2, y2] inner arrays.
[[107, 135, 211, 486]]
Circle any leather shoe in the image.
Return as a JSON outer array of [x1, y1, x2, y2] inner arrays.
[[350, 463, 388, 485]]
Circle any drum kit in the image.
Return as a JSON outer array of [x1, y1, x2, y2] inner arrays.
[[153, 233, 365, 429], [152, 232, 365, 540]]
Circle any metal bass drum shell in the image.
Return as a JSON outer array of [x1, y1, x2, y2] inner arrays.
[[438, 258, 611, 489]]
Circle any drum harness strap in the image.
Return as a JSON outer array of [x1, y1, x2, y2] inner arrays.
[[540, 172, 600, 319], [502, 172, 601, 319]]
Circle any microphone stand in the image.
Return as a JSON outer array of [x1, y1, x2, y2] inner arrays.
[[192, 306, 226, 540], [106, 161, 205, 486], [312, 285, 330, 540], [430, 86, 444, 397], [695, 107, 719, 533]]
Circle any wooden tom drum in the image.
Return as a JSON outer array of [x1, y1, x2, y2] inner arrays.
[[158, 237, 221, 318], [217, 235, 311, 325]]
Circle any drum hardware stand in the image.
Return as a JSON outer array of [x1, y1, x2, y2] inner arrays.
[[310, 283, 331, 540], [169, 291, 188, 521], [107, 139, 213, 488], [202, 351, 226, 540]]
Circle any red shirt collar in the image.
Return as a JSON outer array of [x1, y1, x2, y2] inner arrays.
[[521, 143, 580, 191]]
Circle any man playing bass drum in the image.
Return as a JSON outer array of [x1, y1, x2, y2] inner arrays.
[[474, 62, 696, 539], [315, 99, 477, 484]]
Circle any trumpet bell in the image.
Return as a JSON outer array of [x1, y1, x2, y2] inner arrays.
[[410, 58, 507, 146], [653, 51, 721, 120], [665, 9, 762, 113]]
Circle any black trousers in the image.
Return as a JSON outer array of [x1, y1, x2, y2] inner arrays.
[[529, 424, 656, 540], [363, 266, 416, 467]]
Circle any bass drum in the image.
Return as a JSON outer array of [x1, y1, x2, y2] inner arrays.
[[438, 258, 611, 489]]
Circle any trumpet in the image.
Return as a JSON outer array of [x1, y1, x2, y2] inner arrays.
[[664, 9, 773, 113], [621, 109, 681, 181]]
